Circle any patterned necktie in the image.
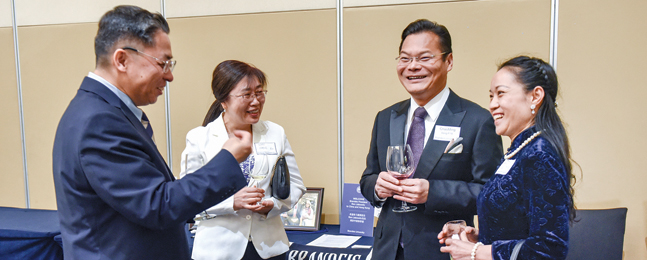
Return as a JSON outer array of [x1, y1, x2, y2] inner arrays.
[[141, 111, 155, 142], [406, 107, 427, 170]]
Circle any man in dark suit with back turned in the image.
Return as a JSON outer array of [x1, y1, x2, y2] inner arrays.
[[52, 5, 251, 259], [359, 19, 503, 260]]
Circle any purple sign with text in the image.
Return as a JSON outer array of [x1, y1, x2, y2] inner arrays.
[[340, 183, 374, 237]]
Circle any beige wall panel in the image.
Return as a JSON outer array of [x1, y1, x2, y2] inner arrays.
[[18, 23, 169, 209], [0, 28, 25, 207], [345, 0, 467, 8], [559, 0, 647, 259], [344, 0, 549, 185], [0, 1, 11, 27], [15, 0, 159, 26], [166, 0, 335, 18], [167, 10, 339, 223]]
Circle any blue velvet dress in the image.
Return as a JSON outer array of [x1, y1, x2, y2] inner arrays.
[[477, 127, 570, 260]]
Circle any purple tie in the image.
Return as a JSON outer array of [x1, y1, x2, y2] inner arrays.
[[406, 107, 427, 170]]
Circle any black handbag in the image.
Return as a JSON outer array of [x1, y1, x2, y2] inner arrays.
[[271, 156, 290, 200]]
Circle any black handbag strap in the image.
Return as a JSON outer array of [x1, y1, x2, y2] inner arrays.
[[510, 240, 525, 260]]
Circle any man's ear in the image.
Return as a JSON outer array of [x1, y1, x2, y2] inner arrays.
[[445, 52, 454, 72], [113, 49, 128, 72]]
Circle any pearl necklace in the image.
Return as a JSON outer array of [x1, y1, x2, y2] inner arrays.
[[504, 131, 542, 160]]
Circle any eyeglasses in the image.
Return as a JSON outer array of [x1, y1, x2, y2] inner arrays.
[[230, 90, 268, 102], [395, 52, 447, 65], [122, 47, 177, 73]]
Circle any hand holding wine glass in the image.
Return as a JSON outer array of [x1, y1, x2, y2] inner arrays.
[[386, 144, 417, 213]]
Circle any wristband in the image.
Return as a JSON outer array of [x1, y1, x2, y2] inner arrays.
[[471, 242, 483, 260]]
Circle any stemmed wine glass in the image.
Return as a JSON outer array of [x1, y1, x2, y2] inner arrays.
[[386, 144, 417, 213], [248, 168, 267, 205]]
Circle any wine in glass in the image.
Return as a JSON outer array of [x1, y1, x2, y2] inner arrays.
[[386, 144, 417, 213], [249, 172, 266, 183]]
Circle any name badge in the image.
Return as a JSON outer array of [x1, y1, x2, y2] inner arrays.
[[254, 142, 277, 155], [433, 125, 461, 141], [495, 159, 516, 175]]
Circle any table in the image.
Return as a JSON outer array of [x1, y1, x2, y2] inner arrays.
[[0, 207, 373, 260], [0, 207, 63, 260], [286, 225, 374, 260]]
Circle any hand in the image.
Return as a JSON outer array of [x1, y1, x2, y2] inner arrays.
[[375, 171, 403, 199], [393, 178, 429, 204], [251, 199, 274, 215], [440, 239, 491, 260], [462, 226, 479, 243], [438, 224, 479, 244], [233, 187, 264, 211], [222, 130, 252, 163]]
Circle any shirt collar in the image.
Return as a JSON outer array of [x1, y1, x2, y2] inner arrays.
[[408, 86, 450, 122], [88, 72, 143, 121]]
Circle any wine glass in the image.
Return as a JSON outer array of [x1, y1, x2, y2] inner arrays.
[[248, 170, 267, 205], [386, 144, 417, 213], [444, 220, 466, 260], [445, 220, 466, 240]]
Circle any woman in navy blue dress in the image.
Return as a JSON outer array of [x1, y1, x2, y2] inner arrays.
[[438, 56, 576, 260]]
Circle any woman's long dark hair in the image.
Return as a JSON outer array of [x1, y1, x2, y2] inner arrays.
[[202, 60, 267, 126], [499, 56, 577, 223]]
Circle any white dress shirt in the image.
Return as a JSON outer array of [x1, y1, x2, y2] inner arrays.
[[404, 86, 450, 146]]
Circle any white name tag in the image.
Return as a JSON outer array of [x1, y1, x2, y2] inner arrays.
[[495, 159, 516, 175], [433, 125, 461, 141], [254, 142, 277, 155]]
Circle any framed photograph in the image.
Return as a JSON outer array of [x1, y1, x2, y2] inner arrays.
[[280, 188, 324, 231]]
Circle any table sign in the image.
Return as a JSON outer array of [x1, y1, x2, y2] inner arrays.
[[340, 183, 374, 237]]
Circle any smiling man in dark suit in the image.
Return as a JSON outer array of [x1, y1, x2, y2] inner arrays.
[[359, 19, 503, 260], [52, 5, 251, 260]]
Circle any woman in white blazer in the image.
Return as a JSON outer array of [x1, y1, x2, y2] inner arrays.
[[180, 60, 306, 260]]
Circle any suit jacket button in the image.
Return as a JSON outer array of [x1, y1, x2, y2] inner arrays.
[[246, 215, 251, 220]]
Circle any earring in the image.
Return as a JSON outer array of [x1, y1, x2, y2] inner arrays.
[[530, 104, 536, 115]]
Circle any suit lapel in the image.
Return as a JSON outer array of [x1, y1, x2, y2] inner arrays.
[[118, 103, 175, 181], [389, 100, 410, 146], [414, 90, 466, 179], [119, 102, 159, 149], [80, 77, 175, 180]]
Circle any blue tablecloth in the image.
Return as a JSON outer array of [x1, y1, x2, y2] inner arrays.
[[0, 207, 372, 260], [0, 207, 63, 260]]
